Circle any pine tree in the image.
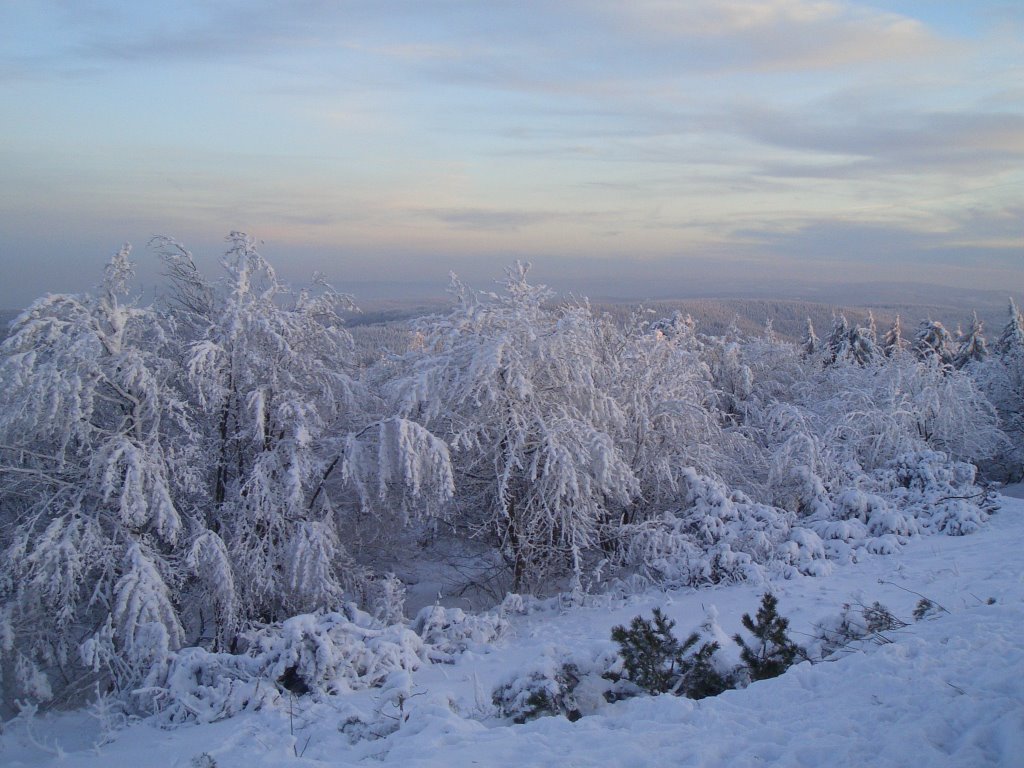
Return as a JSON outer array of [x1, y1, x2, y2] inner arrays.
[[882, 315, 906, 357], [801, 318, 819, 358], [955, 312, 988, 369], [611, 608, 692, 695], [913, 320, 955, 367], [682, 640, 732, 700], [733, 593, 803, 681], [848, 317, 878, 366], [995, 298, 1024, 356], [611, 608, 737, 699], [826, 314, 851, 363]]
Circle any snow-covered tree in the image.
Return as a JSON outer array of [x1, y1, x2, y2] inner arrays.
[[162, 233, 452, 622], [972, 300, 1024, 477], [813, 352, 1002, 470], [649, 310, 698, 343], [611, 311, 722, 520], [882, 315, 906, 357], [913, 320, 955, 367], [825, 314, 851, 363], [0, 247, 197, 706], [955, 312, 988, 369], [709, 339, 753, 424], [824, 314, 877, 366], [0, 235, 456, 713], [847, 319, 878, 366], [801, 318, 819, 359], [399, 264, 638, 592], [994, 298, 1024, 356], [759, 403, 833, 518]]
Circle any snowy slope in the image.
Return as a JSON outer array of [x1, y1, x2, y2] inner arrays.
[[4, 493, 1023, 767]]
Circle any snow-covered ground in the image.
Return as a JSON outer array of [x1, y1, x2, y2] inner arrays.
[[4, 492, 1024, 767]]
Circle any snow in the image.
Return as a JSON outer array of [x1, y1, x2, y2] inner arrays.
[[4, 490, 1024, 767]]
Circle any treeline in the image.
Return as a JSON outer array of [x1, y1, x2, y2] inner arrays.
[[0, 234, 1018, 713]]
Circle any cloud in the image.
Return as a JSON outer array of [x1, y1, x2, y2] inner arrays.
[[2, 1, 1021, 307], [589, 0, 945, 72], [420, 208, 559, 231], [15, 0, 945, 84], [739, 107, 1024, 161], [715, 102, 1024, 185], [736, 213, 1024, 275]]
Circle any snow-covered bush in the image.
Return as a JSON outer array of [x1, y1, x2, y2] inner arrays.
[[491, 643, 630, 723], [798, 451, 992, 562], [775, 527, 833, 578], [615, 470, 827, 587], [245, 607, 426, 696], [811, 600, 908, 659], [147, 647, 267, 724], [412, 604, 508, 660], [147, 604, 428, 723], [492, 660, 585, 723], [869, 451, 992, 536]]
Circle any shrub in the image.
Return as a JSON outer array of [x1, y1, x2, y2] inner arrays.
[[814, 600, 907, 658], [492, 662, 583, 723]]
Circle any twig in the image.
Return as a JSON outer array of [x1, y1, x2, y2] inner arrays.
[[14, 702, 65, 758], [877, 581, 950, 614], [933, 490, 986, 503]]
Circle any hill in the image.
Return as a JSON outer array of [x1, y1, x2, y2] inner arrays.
[[4, 488, 1022, 767]]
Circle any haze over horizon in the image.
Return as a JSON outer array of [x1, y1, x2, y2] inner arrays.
[[1, 1, 1022, 309]]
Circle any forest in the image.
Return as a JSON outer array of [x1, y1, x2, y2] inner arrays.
[[1, 233, 1021, 721]]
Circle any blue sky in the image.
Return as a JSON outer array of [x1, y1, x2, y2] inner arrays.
[[1, 1, 1022, 306]]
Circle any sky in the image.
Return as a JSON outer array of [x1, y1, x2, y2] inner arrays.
[[1, 0, 1022, 307]]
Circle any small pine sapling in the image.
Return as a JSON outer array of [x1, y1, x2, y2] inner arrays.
[[733, 593, 804, 681], [680, 641, 733, 700], [611, 608, 693, 695], [610, 608, 734, 698]]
